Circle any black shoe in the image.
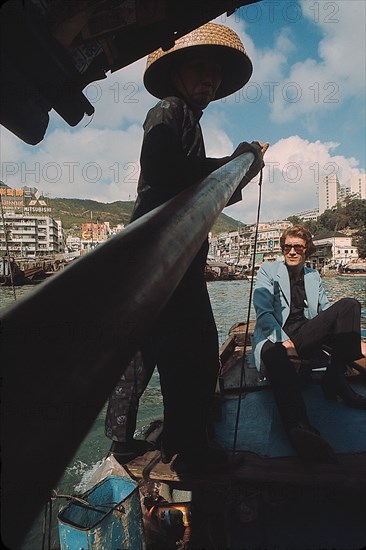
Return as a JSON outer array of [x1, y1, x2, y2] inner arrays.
[[321, 373, 366, 409], [170, 446, 228, 475], [108, 439, 155, 463], [287, 423, 337, 463], [160, 443, 176, 464]]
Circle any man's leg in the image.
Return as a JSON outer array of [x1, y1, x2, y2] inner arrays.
[[292, 298, 366, 409], [105, 351, 156, 461], [153, 269, 227, 473], [155, 281, 220, 452], [262, 341, 309, 429], [293, 298, 363, 362], [262, 341, 336, 462]]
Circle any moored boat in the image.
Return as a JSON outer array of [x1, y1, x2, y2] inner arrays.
[[0, 257, 27, 286], [338, 262, 366, 276]]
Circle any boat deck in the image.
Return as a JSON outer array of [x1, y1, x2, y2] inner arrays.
[[125, 447, 366, 493], [125, 323, 366, 549]]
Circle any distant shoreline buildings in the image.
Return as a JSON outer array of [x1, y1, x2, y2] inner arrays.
[[1, 174, 365, 268], [0, 182, 125, 259], [209, 221, 360, 270]]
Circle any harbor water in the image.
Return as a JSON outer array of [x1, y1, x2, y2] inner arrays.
[[1, 275, 365, 549]]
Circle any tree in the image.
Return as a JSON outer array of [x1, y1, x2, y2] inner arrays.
[[353, 231, 366, 259], [287, 215, 301, 225], [343, 199, 366, 230], [317, 209, 338, 231]]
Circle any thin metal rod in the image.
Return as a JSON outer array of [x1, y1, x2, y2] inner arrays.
[[0, 152, 254, 547], [231, 169, 263, 457]]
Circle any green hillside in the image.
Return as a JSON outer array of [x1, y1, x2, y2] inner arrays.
[[49, 197, 244, 235]]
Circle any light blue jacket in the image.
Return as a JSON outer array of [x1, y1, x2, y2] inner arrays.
[[252, 261, 331, 371]]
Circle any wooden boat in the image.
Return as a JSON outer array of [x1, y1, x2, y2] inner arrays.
[[337, 263, 366, 276], [0, 257, 47, 286], [121, 322, 366, 549], [0, 257, 27, 286], [58, 323, 366, 549]]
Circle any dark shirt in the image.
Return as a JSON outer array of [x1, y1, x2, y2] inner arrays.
[[130, 96, 242, 271], [131, 96, 242, 221], [283, 268, 308, 339]]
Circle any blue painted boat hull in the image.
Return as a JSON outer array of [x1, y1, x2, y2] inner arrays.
[[58, 475, 145, 549]]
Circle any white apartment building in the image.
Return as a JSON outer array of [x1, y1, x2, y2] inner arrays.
[[0, 212, 65, 257], [294, 208, 319, 221], [351, 173, 366, 199], [337, 185, 351, 204], [318, 173, 340, 215]]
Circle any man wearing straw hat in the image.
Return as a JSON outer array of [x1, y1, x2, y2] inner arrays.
[[108, 22, 269, 474]]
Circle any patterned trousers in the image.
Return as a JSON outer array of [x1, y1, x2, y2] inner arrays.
[[105, 351, 155, 442]]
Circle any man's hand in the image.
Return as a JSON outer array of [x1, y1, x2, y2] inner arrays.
[[282, 339, 299, 359], [230, 140, 269, 188]]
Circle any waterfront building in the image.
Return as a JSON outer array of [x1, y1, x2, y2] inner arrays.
[[0, 212, 65, 258], [109, 223, 125, 235], [251, 221, 291, 264], [0, 184, 65, 257], [209, 220, 291, 267], [312, 232, 358, 267], [66, 236, 82, 253], [80, 221, 111, 253], [351, 173, 366, 199]]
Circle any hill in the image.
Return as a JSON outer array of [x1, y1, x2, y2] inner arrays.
[[49, 197, 244, 235]]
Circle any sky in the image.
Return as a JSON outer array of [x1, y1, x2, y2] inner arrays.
[[1, 0, 365, 225]]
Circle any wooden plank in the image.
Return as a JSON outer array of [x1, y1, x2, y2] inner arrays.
[[125, 450, 366, 494]]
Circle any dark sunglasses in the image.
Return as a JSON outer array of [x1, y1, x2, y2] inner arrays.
[[282, 244, 306, 253]]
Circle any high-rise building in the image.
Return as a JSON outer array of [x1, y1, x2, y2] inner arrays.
[[337, 185, 351, 204], [351, 174, 366, 199], [318, 173, 340, 215]]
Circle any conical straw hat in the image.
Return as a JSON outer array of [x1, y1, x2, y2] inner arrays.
[[144, 22, 253, 100]]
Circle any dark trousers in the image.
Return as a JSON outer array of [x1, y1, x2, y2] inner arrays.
[[261, 298, 362, 429], [145, 256, 219, 456]]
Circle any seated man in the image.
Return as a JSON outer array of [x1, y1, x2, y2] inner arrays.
[[252, 224, 366, 462]]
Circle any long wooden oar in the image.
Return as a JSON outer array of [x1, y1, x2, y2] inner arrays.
[[0, 152, 254, 547]]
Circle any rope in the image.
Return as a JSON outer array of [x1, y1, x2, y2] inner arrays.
[[231, 168, 263, 458]]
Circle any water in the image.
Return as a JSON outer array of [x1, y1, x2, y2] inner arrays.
[[1, 275, 365, 548]]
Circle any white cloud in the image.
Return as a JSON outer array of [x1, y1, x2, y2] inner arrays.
[[224, 135, 364, 224], [269, 0, 366, 122], [213, 14, 289, 86], [302, 0, 366, 92], [202, 112, 234, 157], [216, 2, 365, 126], [0, 123, 143, 202], [274, 27, 297, 56], [81, 57, 156, 130]]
